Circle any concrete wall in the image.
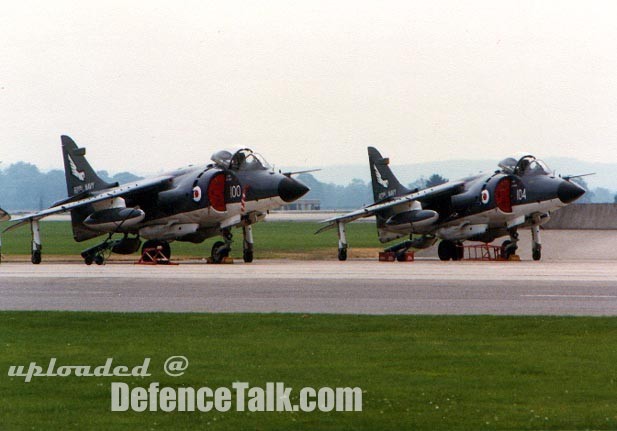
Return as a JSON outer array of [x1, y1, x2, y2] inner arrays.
[[544, 204, 617, 230]]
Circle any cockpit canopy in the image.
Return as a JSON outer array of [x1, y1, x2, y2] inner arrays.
[[211, 148, 271, 171], [498, 154, 552, 176]]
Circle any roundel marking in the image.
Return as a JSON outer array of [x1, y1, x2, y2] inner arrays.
[[481, 189, 490, 205], [192, 186, 202, 202]]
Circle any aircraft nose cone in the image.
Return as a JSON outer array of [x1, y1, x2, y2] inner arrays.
[[278, 176, 310, 202], [558, 180, 585, 204]]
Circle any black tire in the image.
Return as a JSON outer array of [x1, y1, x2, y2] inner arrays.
[[438, 240, 453, 261], [338, 247, 347, 261], [396, 251, 407, 262], [94, 254, 105, 265], [211, 241, 229, 264], [532, 247, 541, 261], [160, 242, 171, 260], [141, 240, 157, 263], [453, 242, 464, 261], [31, 250, 42, 265], [243, 249, 254, 263], [501, 240, 513, 260], [84, 255, 94, 265]]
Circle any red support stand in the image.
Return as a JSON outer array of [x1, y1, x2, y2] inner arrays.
[[136, 246, 178, 265]]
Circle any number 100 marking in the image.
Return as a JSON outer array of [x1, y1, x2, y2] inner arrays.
[[230, 185, 242, 198]]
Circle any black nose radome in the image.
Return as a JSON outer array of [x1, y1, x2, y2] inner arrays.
[[558, 181, 585, 204], [278, 177, 310, 202]]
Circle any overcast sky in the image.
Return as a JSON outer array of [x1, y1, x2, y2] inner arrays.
[[1, 0, 617, 175]]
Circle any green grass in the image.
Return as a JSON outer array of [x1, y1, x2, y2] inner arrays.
[[2, 312, 617, 430], [0, 220, 380, 259]]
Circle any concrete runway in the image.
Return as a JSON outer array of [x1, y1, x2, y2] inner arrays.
[[1, 260, 617, 315]]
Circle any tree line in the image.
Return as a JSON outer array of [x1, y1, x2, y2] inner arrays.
[[0, 162, 141, 211]]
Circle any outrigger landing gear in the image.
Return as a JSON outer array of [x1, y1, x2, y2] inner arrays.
[[242, 225, 254, 263], [211, 229, 233, 264], [337, 222, 348, 261], [531, 225, 542, 261], [30, 220, 42, 264], [501, 228, 519, 260]]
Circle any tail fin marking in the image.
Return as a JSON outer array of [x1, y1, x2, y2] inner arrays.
[[368, 146, 410, 203], [61, 135, 117, 197]]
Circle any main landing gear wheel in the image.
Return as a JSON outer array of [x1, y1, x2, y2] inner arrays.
[[454, 242, 464, 261], [211, 241, 230, 264], [438, 241, 451, 261], [31, 249, 42, 265], [438, 240, 462, 261], [501, 240, 517, 260], [338, 247, 348, 261], [532, 245, 542, 261], [141, 240, 171, 263], [396, 251, 408, 262], [531, 225, 542, 261], [242, 225, 254, 263], [242, 250, 253, 263], [84, 253, 105, 265]]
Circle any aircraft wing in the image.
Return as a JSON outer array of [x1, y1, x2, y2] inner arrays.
[[316, 180, 465, 234], [3, 175, 173, 233]]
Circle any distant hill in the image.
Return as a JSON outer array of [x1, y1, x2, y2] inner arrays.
[[0, 163, 142, 211]]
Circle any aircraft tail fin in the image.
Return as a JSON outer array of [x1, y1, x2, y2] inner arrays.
[[368, 146, 410, 203], [61, 135, 117, 197], [61, 135, 117, 242], [0, 207, 9, 222]]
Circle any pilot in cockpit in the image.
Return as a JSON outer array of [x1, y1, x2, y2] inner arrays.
[[231, 151, 247, 170], [212, 148, 272, 171], [499, 155, 551, 177]]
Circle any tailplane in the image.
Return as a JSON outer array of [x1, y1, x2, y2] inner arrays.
[[62, 135, 117, 197], [368, 147, 410, 203]]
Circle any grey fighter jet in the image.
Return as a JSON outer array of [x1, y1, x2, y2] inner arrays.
[[318, 147, 585, 261], [5, 135, 309, 264]]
